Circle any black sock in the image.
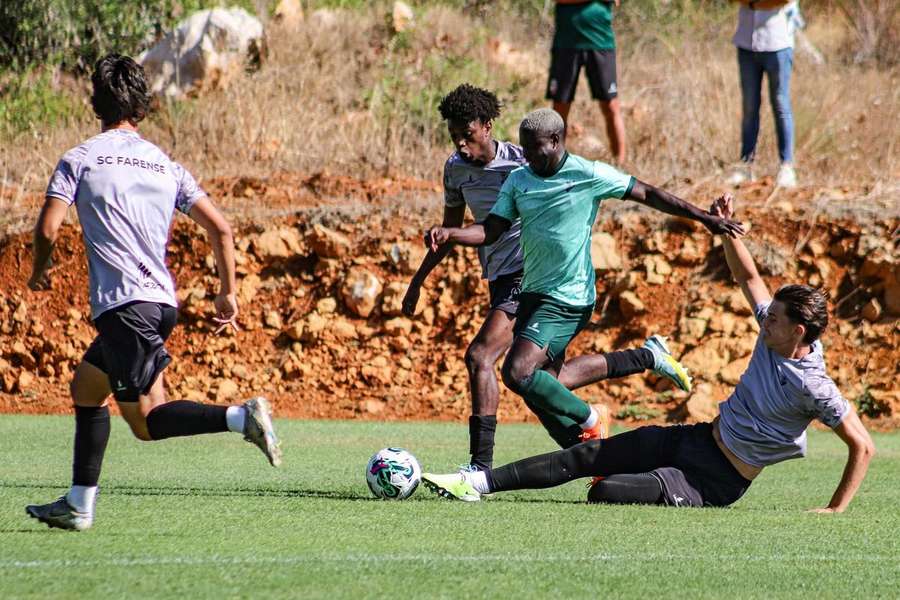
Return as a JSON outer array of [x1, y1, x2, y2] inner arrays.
[[146, 401, 228, 440], [486, 440, 603, 492], [469, 415, 497, 470], [602, 348, 654, 379], [587, 473, 664, 505], [72, 406, 111, 487]]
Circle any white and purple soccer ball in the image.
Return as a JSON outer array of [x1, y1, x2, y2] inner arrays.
[[365, 447, 421, 500]]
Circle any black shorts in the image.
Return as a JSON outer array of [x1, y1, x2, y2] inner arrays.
[[645, 423, 751, 507], [585, 422, 752, 507], [83, 301, 177, 402], [488, 270, 523, 316], [546, 48, 618, 103]]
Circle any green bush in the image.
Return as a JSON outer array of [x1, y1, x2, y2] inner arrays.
[[0, 69, 82, 136], [0, 0, 256, 73]]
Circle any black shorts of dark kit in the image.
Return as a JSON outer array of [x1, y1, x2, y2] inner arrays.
[[82, 302, 177, 402], [490, 422, 751, 507], [589, 423, 752, 507], [488, 270, 523, 316], [546, 48, 618, 103]]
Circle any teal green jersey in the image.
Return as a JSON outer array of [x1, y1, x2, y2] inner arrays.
[[490, 153, 634, 306], [554, 1, 616, 50]]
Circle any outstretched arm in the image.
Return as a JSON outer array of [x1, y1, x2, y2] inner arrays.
[[28, 197, 69, 290], [188, 196, 239, 333], [426, 214, 512, 251], [810, 410, 875, 513], [402, 205, 466, 316], [710, 194, 771, 310], [626, 180, 745, 238]]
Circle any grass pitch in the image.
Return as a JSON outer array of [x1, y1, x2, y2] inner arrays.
[[1, 416, 898, 599]]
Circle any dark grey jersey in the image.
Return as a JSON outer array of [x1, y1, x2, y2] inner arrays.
[[443, 140, 526, 280]]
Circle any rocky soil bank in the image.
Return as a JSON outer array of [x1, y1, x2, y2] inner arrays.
[[0, 176, 897, 428]]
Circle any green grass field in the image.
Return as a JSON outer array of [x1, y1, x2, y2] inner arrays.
[[1, 416, 898, 599]]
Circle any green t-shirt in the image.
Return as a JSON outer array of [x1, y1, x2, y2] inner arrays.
[[490, 153, 634, 306], [553, 1, 616, 50]]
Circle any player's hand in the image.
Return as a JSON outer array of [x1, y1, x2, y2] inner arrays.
[[425, 227, 451, 252], [401, 284, 420, 317], [709, 193, 736, 220], [212, 292, 240, 334]]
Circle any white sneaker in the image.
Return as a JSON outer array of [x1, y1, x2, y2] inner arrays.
[[775, 164, 797, 188], [26, 496, 93, 531], [725, 163, 753, 186], [242, 396, 282, 467]]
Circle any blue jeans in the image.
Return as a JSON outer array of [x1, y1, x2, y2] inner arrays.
[[737, 47, 794, 164]]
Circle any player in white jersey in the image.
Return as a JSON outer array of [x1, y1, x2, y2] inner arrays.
[[25, 54, 281, 532], [422, 194, 874, 512], [402, 84, 528, 472]]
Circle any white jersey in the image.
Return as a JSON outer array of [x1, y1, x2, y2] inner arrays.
[[45, 129, 205, 319], [443, 140, 526, 281], [717, 302, 850, 468]]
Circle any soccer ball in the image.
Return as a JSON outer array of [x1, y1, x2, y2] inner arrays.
[[365, 447, 421, 500]]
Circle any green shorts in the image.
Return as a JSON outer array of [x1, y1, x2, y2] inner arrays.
[[513, 293, 594, 362]]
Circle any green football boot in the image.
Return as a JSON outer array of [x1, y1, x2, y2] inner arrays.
[[422, 472, 481, 502], [643, 334, 692, 392]]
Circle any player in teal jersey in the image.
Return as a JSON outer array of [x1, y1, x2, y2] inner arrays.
[[428, 108, 744, 448]]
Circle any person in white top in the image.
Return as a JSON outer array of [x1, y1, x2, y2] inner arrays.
[[25, 54, 282, 532], [727, 0, 802, 188]]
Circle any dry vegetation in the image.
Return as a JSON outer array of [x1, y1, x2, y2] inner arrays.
[[1, 2, 898, 211]]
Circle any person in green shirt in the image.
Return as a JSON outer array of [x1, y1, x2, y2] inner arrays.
[[427, 109, 745, 449], [548, 0, 625, 163]]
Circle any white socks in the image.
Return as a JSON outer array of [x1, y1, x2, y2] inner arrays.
[[465, 470, 491, 495], [226, 406, 247, 434], [67, 485, 97, 514], [580, 407, 599, 430]]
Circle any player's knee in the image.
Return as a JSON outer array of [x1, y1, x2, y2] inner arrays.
[[130, 426, 154, 442], [501, 359, 534, 396], [465, 343, 496, 374], [123, 415, 154, 441], [587, 479, 615, 504]]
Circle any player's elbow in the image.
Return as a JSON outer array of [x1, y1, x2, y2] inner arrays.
[[34, 220, 59, 245], [851, 436, 875, 461], [862, 439, 876, 459], [208, 220, 233, 243]]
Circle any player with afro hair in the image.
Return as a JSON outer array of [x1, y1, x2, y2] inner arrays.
[[403, 84, 526, 480], [437, 83, 502, 126]]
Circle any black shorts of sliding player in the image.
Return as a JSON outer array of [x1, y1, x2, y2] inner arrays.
[[486, 423, 752, 507]]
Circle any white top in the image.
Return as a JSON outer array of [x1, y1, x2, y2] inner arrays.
[[732, 2, 800, 52], [443, 140, 527, 280], [46, 129, 205, 318], [717, 303, 851, 468]]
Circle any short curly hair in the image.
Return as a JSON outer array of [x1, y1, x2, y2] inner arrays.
[[91, 54, 152, 127], [438, 84, 501, 124]]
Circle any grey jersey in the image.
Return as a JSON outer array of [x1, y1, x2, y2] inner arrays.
[[46, 129, 205, 319], [718, 302, 851, 468], [443, 140, 526, 280]]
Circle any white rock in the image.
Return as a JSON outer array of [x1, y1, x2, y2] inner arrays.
[[140, 8, 265, 99]]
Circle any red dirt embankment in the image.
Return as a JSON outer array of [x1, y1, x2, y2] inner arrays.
[[0, 173, 897, 428]]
